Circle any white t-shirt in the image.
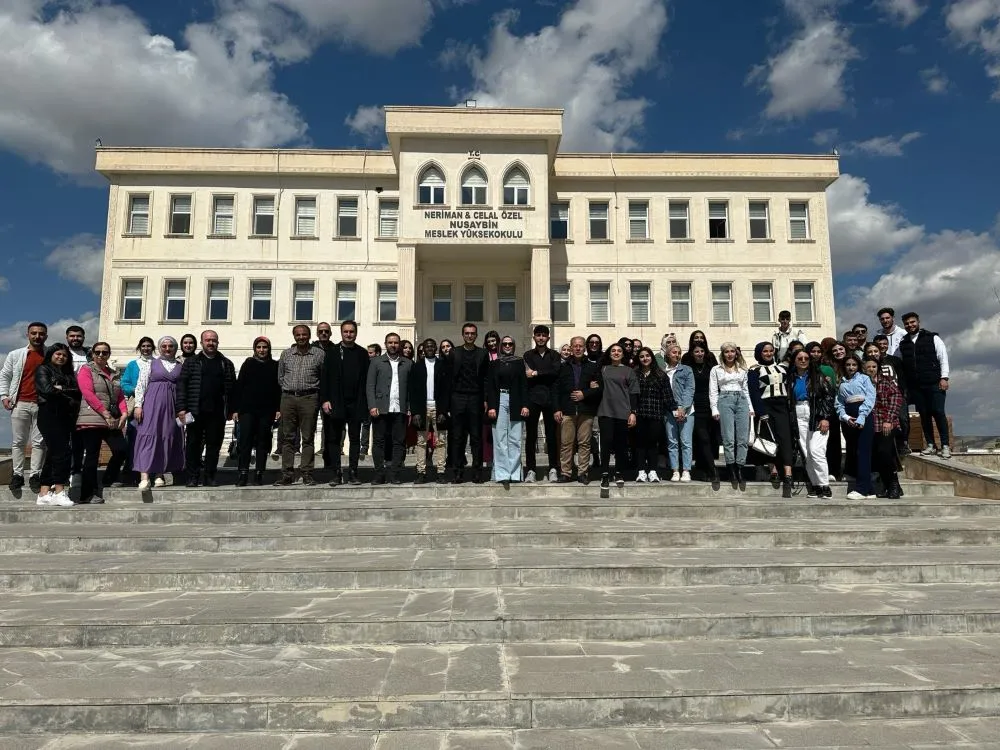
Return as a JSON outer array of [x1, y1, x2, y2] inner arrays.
[[425, 357, 436, 404]]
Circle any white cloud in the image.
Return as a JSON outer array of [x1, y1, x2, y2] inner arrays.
[[812, 128, 840, 146], [946, 0, 1000, 98], [843, 131, 923, 157], [921, 66, 952, 93], [458, 0, 669, 151], [345, 105, 386, 143], [878, 0, 927, 26], [749, 1, 859, 120], [826, 173, 924, 272], [0, 277, 9, 292], [0, 311, 100, 359], [44, 234, 105, 295]]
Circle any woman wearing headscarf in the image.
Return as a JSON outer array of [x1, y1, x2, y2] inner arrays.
[[233, 337, 281, 486], [133, 336, 186, 490], [655, 333, 678, 370], [486, 335, 530, 486], [585, 334, 604, 365], [33, 343, 81, 506]]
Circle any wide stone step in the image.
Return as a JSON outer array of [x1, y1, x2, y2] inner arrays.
[[4, 546, 1000, 592], [3, 583, 1000, 647], [2, 517, 999, 553], [1, 637, 999, 733]]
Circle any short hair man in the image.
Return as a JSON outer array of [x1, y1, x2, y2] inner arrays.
[[852, 323, 869, 346], [0, 322, 49, 493], [446, 323, 489, 483], [523, 324, 562, 483], [366, 332, 413, 484], [772, 311, 805, 362], [553, 336, 603, 484], [898, 312, 952, 459], [65, 325, 90, 373], [876, 307, 905, 356], [320, 320, 370, 485], [274, 325, 326, 485]]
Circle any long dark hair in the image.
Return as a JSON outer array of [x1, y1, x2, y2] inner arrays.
[[682, 335, 718, 367], [600, 342, 626, 367], [585, 333, 603, 363], [635, 346, 662, 377], [135, 336, 154, 353], [484, 330, 501, 353], [43, 343, 75, 376], [788, 348, 827, 396]]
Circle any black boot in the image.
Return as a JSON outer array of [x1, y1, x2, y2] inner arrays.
[[736, 465, 747, 492], [204, 470, 218, 487], [728, 464, 739, 490], [235, 471, 249, 487], [894, 476, 905, 497], [253, 470, 265, 486], [710, 468, 721, 492], [781, 475, 793, 499]]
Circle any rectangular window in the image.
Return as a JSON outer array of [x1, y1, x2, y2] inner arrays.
[[550, 202, 569, 240], [379, 200, 398, 238], [250, 280, 272, 321], [295, 197, 317, 237], [794, 282, 815, 322], [121, 279, 143, 321], [169, 195, 192, 235], [589, 201, 609, 240], [712, 282, 733, 323], [789, 201, 810, 240], [589, 282, 610, 324], [630, 282, 651, 323], [293, 281, 315, 322], [432, 284, 452, 322], [128, 194, 149, 235], [378, 282, 397, 322], [752, 282, 773, 323], [749, 200, 770, 240], [670, 283, 692, 323], [253, 196, 275, 236], [336, 282, 357, 322], [551, 283, 570, 323], [338, 197, 358, 237], [628, 201, 649, 239], [497, 284, 517, 322], [464, 284, 484, 322], [207, 280, 229, 321], [213, 196, 234, 236], [163, 280, 186, 322], [669, 200, 689, 239], [708, 200, 729, 239]]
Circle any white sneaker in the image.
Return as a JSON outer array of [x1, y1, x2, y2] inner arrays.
[[69, 473, 82, 488], [648, 470, 660, 483], [138, 479, 150, 491], [524, 470, 536, 483], [154, 477, 166, 487], [846, 490, 867, 501], [35, 494, 54, 507], [637, 470, 648, 483], [670, 471, 681, 482], [940, 446, 952, 460], [680, 470, 691, 482], [920, 445, 937, 456], [49, 491, 75, 507], [548, 468, 559, 483]]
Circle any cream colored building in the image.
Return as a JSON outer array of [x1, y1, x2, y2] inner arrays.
[[95, 106, 840, 360]]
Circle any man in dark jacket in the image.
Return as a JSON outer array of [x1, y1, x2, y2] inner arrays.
[[408, 338, 451, 483], [552, 336, 602, 483], [898, 311, 952, 459], [366, 332, 413, 484], [447, 323, 489, 483], [522, 324, 562, 483], [176, 330, 237, 487], [312, 322, 335, 467], [320, 320, 370, 485]]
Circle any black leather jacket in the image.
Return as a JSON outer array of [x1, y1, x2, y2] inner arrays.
[[34, 364, 82, 410], [787, 369, 836, 432]]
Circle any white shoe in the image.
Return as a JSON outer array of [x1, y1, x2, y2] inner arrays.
[[940, 446, 952, 460], [637, 470, 648, 483], [35, 494, 54, 506], [647, 470, 660, 483], [49, 491, 75, 507], [920, 445, 937, 456], [154, 477, 166, 487], [69, 473, 82, 488], [670, 471, 681, 482], [548, 468, 559, 483], [524, 470, 536, 483], [846, 490, 867, 501], [680, 470, 691, 482], [138, 479, 150, 491]]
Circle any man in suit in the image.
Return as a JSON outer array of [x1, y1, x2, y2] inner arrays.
[[320, 320, 370, 486], [447, 322, 489, 484], [409, 338, 451, 483], [365, 332, 413, 484]]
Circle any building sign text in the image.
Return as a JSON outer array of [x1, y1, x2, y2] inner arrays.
[[423, 209, 525, 240]]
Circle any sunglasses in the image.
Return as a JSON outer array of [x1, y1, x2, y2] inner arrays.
[[501, 342, 515, 347], [93, 351, 110, 356]]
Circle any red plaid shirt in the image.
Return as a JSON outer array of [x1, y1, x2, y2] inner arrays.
[[874, 377, 903, 432]]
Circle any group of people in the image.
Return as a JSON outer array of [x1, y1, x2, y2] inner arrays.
[[0, 305, 952, 504]]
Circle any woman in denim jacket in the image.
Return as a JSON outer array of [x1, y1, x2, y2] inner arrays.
[[663, 344, 695, 482]]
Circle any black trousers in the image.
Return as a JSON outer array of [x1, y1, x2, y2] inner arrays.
[[598, 416, 630, 474], [372, 412, 406, 478], [187, 411, 226, 476], [237, 411, 273, 472], [635, 416, 665, 472], [827, 415, 843, 480], [450, 393, 483, 471], [692, 412, 720, 475], [70, 431, 86, 475], [764, 398, 796, 469], [37, 405, 75, 487], [525, 403, 559, 472], [79, 427, 127, 501], [327, 402, 364, 473], [911, 386, 949, 446]]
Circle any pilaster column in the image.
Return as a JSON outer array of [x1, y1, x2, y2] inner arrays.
[[530, 246, 552, 327], [397, 245, 417, 341]]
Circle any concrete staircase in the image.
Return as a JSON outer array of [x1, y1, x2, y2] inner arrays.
[[2, 479, 1000, 749]]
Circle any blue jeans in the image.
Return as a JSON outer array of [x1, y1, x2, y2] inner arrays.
[[665, 412, 694, 471], [717, 392, 750, 465], [492, 393, 523, 482]]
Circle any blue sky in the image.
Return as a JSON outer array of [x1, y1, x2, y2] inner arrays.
[[1, 0, 999, 434]]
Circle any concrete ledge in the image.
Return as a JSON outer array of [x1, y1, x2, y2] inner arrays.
[[906, 454, 1000, 501]]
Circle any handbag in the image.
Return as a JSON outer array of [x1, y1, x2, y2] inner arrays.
[[750, 417, 779, 458]]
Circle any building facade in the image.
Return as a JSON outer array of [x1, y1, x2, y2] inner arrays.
[[96, 106, 840, 359]]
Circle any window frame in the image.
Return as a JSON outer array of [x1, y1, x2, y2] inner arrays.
[[789, 200, 811, 240], [751, 281, 774, 324], [588, 200, 610, 241], [211, 194, 236, 237], [336, 281, 358, 323], [588, 281, 611, 325], [336, 196, 359, 238], [205, 279, 231, 323], [668, 199, 690, 240], [460, 165, 489, 207], [293, 196, 318, 238], [711, 282, 734, 324], [629, 281, 652, 324], [168, 193, 193, 236], [670, 282, 692, 324], [248, 279, 274, 323], [432, 283, 453, 323], [292, 280, 316, 323], [126, 193, 151, 236], [550, 282, 571, 323], [628, 200, 650, 240], [550, 202, 570, 241], [252, 195, 276, 237], [120, 278, 145, 322], [793, 281, 816, 323], [464, 283, 485, 323], [502, 166, 530, 206], [162, 278, 188, 323], [417, 165, 447, 206], [748, 200, 770, 241], [497, 283, 517, 323], [708, 200, 730, 240], [378, 199, 399, 238], [377, 281, 398, 322]]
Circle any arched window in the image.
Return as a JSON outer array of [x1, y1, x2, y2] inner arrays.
[[503, 166, 530, 206], [418, 166, 446, 205], [461, 166, 488, 206]]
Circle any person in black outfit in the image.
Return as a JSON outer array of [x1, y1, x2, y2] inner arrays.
[[34, 343, 82, 505], [687, 343, 721, 487], [233, 337, 281, 486], [634, 347, 676, 482], [312, 322, 335, 466], [176, 330, 237, 487], [448, 322, 489, 483], [321, 320, 371, 486], [522, 324, 561, 482]]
